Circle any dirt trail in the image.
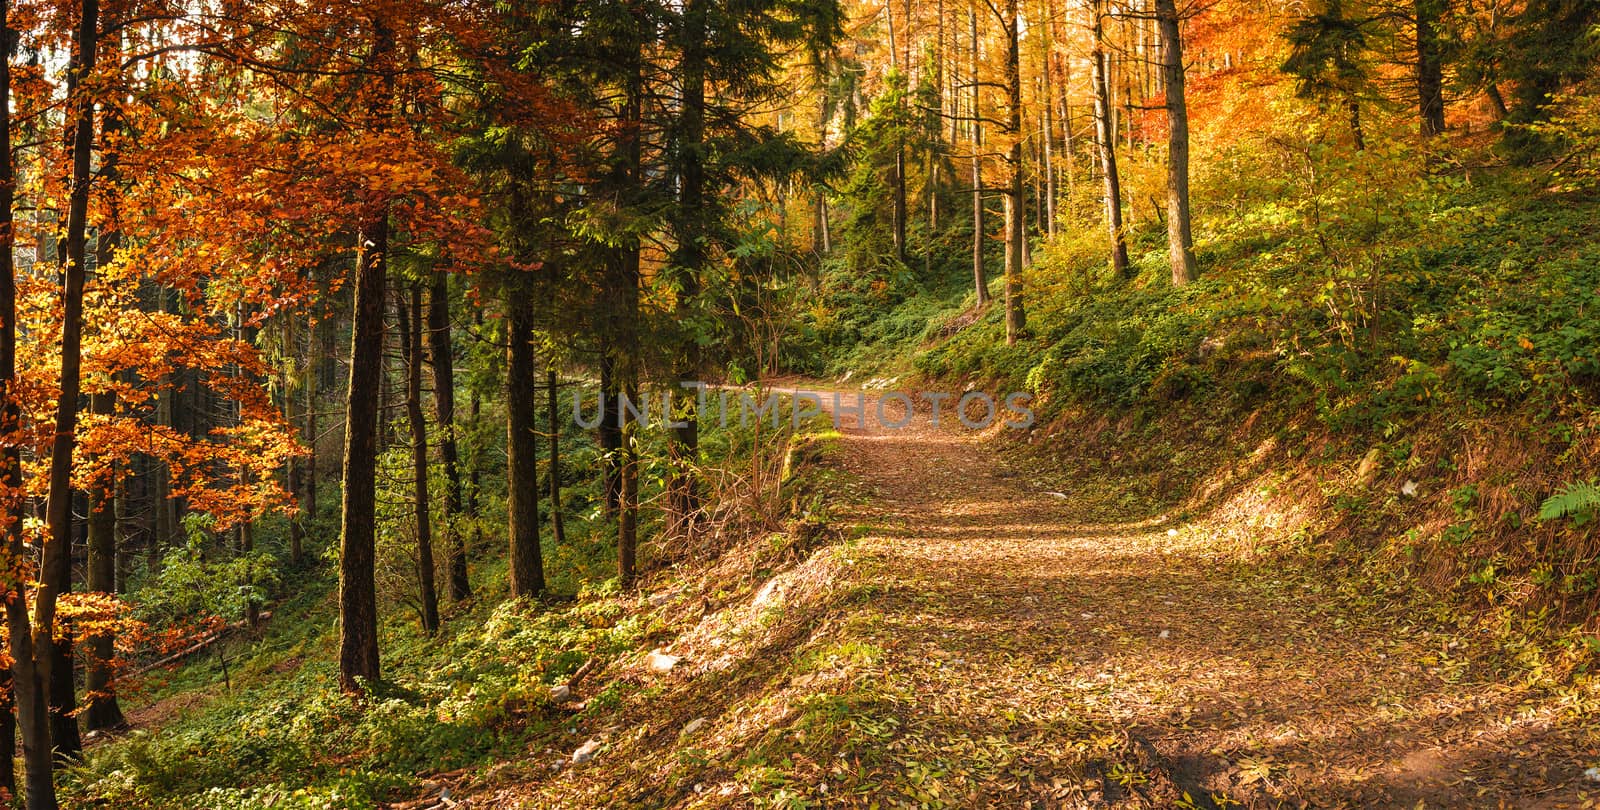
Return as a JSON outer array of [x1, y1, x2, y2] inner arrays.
[[819, 391, 1596, 808]]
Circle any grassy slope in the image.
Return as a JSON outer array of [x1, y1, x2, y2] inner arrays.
[[61, 411, 844, 809]]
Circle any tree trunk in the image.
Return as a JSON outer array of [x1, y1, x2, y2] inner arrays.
[[399, 286, 440, 633], [547, 369, 566, 547], [284, 319, 303, 565], [1348, 95, 1366, 151], [1002, 0, 1026, 344], [615, 25, 644, 590], [970, 8, 989, 306], [0, 666, 13, 799], [84, 391, 126, 731], [1091, 0, 1130, 278], [887, 0, 907, 263], [506, 292, 546, 599], [813, 96, 831, 257], [85, 109, 127, 731], [1157, 0, 1197, 286], [669, 0, 707, 538], [338, 209, 388, 693], [427, 275, 469, 601], [467, 345, 482, 557], [1416, 0, 1445, 138], [39, 0, 100, 761], [598, 349, 621, 515], [0, 0, 58, 795], [1043, 44, 1057, 237], [338, 17, 396, 695]]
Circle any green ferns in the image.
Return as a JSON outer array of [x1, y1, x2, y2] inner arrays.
[[1538, 480, 1600, 524]]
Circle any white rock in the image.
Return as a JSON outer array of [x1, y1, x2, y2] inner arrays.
[[550, 684, 572, 703], [1159, 629, 1171, 639], [1166, 528, 1179, 537], [572, 739, 601, 764], [1585, 766, 1600, 782], [647, 651, 681, 674], [683, 717, 708, 735], [753, 579, 782, 608]]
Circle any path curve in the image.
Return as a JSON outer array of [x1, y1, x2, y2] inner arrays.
[[814, 387, 1592, 808]]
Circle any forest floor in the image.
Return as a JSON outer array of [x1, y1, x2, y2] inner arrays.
[[770, 389, 1600, 808], [490, 388, 1600, 809]]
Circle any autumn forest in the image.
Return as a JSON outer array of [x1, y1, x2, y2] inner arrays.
[[0, 0, 1599, 806]]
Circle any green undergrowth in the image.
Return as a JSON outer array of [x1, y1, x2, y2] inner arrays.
[[62, 403, 840, 810]]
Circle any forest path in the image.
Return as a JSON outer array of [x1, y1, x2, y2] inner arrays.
[[815, 388, 1592, 808]]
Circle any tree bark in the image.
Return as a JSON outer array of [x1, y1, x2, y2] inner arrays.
[[1416, 0, 1446, 138], [970, 8, 989, 306], [85, 393, 126, 731], [0, 0, 58, 796], [427, 275, 469, 601], [1002, 0, 1026, 344], [39, 0, 100, 761], [669, 0, 707, 538], [1091, 0, 1130, 278], [86, 106, 127, 731], [338, 17, 395, 695], [399, 286, 440, 633], [338, 209, 388, 693], [506, 292, 546, 598], [284, 318, 303, 565], [1157, 0, 1197, 286], [598, 348, 621, 515], [887, 0, 907, 263], [547, 369, 566, 547]]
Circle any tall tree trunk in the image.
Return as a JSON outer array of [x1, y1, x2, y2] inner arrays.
[[338, 209, 388, 693], [970, 8, 989, 306], [614, 19, 644, 590], [1416, 0, 1445, 138], [427, 275, 469, 601], [546, 369, 566, 547], [930, 0, 945, 234], [84, 393, 125, 731], [1043, 38, 1057, 237], [338, 17, 395, 695], [885, 0, 906, 263], [614, 247, 642, 589], [506, 292, 546, 598], [85, 106, 126, 732], [1091, 0, 1130, 278], [669, 0, 707, 538], [39, 0, 100, 761], [399, 286, 440, 633], [1002, 0, 1026, 344], [1, 0, 58, 795], [1157, 0, 1197, 286]]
